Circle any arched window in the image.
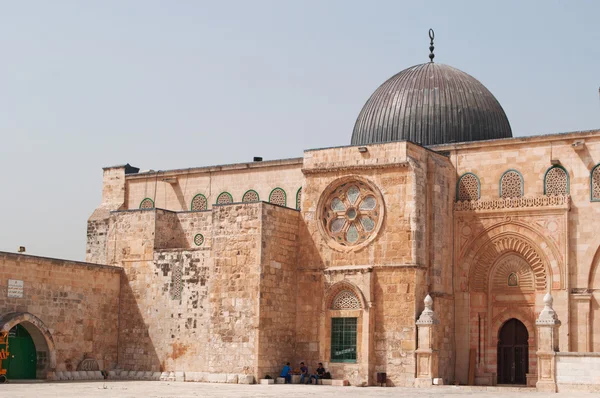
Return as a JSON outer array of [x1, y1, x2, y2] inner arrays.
[[269, 188, 286, 207], [242, 190, 259, 202], [544, 165, 569, 196], [331, 290, 361, 310], [457, 173, 480, 201], [216, 192, 233, 205], [500, 170, 524, 199], [190, 193, 208, 211], [592, 164, 600, 202], [139, 198, 154, 209], [296, 187, 302, 210]]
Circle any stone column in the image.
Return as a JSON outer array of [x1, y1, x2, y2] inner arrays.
[[536, 293, 561, 393], [415, 294, 439, 387]]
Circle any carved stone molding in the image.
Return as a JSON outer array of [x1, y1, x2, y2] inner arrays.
[[455, 195, 570, 212]]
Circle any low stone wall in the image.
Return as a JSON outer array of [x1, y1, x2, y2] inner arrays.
[[556, 352, 600, 392]]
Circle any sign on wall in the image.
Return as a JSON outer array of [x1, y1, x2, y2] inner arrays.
[[7, 279, 24, 298]]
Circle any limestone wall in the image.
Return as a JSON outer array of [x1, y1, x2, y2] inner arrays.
[[256, 205, 299, 378], [439, 131, 600, 355], [124, 159, 304, 212], [207, 204, 262, 375], [0, 252, 121, 373], [556, 352, 600, 392]]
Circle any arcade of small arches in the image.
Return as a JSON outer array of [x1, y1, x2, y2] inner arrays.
[[455, 164, 600, 202], [142, 187, 304, 210]]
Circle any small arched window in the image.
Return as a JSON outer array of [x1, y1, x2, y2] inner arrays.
[[544, 165, 569, 196], [296, 187, 302, 210], [269, 188, 286, 207], [190, 193, 208, 211], [242, 190, 260, 202], [457, 173, 480, 201], [216, 192, 233, 204], [139, 198, 154, 209], [500, 170, 524, 199], [592, 164, 600, 202]]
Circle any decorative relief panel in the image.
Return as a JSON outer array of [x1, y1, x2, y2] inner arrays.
[[491, 255, 534, 292], [331, 290, 361, 310], [318, 177, 384, 251], [455, 195, 570, 212], [544, 166, 568, 196]]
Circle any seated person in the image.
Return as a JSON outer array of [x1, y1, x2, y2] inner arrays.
[[280, 362, 292, 384], [299, 362, 309, 384], [308, 362, 326, 385]]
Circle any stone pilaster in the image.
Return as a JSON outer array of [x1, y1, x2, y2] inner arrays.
[[536, 293, 561, 393], [415, 294, 439, 387]]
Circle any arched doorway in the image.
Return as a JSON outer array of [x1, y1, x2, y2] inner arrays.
[[5, 324, 37, 379], [0, 312, 56, 380], [497, 318, 528, 384]]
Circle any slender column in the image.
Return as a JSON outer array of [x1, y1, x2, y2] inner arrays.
[[536, 293, 561, 393], [415, 294, 439, 387]]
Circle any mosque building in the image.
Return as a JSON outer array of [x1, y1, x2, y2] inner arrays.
[[1, 31, 600, 391]]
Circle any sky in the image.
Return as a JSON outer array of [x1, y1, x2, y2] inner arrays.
[[0, 1, 599, 261]]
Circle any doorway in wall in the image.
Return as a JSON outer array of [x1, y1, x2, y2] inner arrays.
[[5, 324, 37, 380], [497, 318, 528, 384]]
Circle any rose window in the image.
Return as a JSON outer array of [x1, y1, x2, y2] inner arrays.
[[320, 180, 382, 248]]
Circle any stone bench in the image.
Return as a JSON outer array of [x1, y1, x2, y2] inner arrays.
[[273, 376, 348, 386]]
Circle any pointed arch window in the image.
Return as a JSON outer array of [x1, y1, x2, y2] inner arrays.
[[544, 165, 569, 196], [457, 173, 480, 201], [500, 170, 524, 199], [296, 187, 302, 210]]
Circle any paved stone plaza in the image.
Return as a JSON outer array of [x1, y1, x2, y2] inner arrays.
[[1, 382, 599, 398]]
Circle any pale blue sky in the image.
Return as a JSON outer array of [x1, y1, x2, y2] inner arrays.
[[1, 1, 598, 261]]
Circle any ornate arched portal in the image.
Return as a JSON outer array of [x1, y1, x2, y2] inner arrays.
[[0, 312, 56, 379], [456, 222, 561, 386]]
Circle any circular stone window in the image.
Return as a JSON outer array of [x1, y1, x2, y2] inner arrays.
[[318, 177, 384, 251]]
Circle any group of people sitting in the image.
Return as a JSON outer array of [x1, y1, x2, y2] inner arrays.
[[279, 362, 331, 384]]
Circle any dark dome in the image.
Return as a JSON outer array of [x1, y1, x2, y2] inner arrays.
[[351, 63, 512, 146]]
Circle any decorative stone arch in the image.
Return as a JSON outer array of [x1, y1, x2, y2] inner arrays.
[[459, 221, 564, 290], [491, 309, 536, 346], [469, 234, 548, 292], [0, 312, 56, 378], [588, 243, 600, 289], [323, 281, 368, 311]]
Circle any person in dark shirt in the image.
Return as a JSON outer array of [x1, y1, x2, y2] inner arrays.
[[280, 362, 292, 384], [299, 362, 309, 384], [309, 362, 326, 385]]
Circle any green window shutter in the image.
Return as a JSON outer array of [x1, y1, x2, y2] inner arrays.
[[330, 317, 357, 363]]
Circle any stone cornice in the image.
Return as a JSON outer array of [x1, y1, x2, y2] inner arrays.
[[454, 195, 570, 213], [301, 161, 409, 175]]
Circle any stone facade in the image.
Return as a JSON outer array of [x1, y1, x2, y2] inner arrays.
[[4, 128, 600, 392], [0, 252, 121, 377]]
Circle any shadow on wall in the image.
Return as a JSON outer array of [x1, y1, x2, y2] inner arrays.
[[118, 273, 162, 372]]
